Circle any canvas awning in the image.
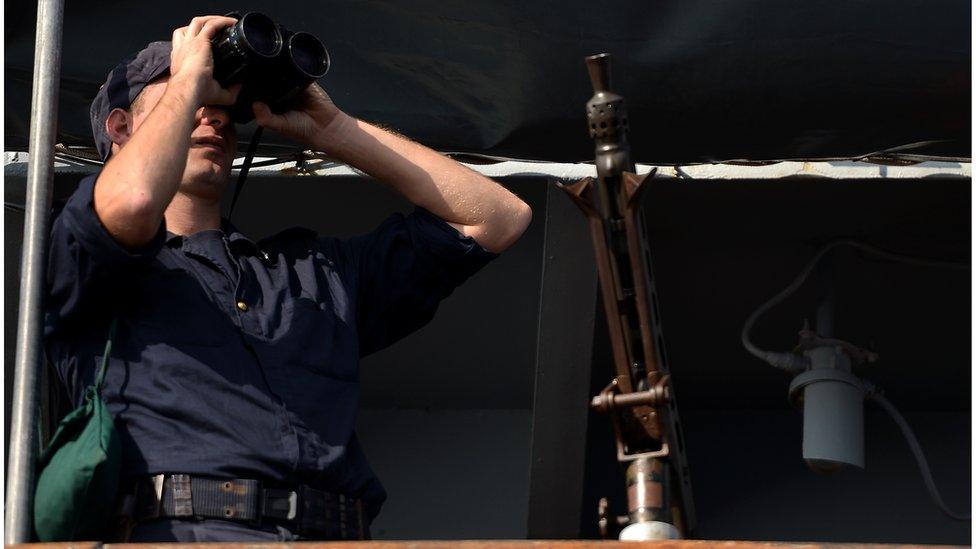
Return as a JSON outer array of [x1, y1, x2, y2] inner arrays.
[[4, 0, 970, 164]]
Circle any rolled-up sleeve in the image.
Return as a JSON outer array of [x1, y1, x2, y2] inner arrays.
[[347, 207, 498, 356], [44, 174, 166, 338]]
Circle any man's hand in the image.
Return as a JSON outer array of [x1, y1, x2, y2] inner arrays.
[[170, 15, 241, 107], [251, 83, 346, 149], [94, 15, 243, 250]]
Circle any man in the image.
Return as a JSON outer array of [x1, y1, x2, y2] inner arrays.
[[44, 15, 531, 542]]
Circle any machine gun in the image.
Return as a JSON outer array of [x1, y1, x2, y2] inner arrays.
[[559, 53, 696, 540]]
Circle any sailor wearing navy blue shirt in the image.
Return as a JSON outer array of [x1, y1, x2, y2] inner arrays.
[[45, 15, 531, 542]]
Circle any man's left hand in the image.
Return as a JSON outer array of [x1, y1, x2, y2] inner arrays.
[[252, 84, 347, 150]]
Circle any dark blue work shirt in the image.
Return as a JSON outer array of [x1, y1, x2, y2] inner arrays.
[[43, 174, 497, 518]]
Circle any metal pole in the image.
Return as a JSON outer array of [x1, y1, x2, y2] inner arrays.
[[6, 0, 65, 542]]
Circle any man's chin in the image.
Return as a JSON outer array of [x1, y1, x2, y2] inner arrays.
[[182, 160, 231, 198], [193, 147, 234, 169]]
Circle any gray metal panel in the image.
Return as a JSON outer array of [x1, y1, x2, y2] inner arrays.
[[357, 409, 532, 539], [526, 182, 599, 538]]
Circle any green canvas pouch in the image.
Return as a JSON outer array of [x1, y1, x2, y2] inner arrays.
[[34, 319, 121, 541]]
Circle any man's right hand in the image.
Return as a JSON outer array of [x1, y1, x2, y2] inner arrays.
[[170, 15, 240, 107], [94, 15, 241, 250]]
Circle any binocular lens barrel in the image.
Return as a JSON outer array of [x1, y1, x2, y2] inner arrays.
[[288, 32, 330, 79], [212, 12, 281, 86], [240, 12, 282, 57], [211, 12, 330, 123]]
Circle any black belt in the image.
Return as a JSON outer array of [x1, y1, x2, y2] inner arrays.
[[115, 474, 370, 540]]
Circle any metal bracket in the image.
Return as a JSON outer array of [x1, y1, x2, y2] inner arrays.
[[592, 374, 672, 462], [797, 328, 879, 365]]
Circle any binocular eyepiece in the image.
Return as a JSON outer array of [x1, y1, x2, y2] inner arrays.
[[211, 12, 330, 123]]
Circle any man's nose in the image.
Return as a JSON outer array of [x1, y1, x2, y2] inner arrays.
[[198, 106, 232, 129]]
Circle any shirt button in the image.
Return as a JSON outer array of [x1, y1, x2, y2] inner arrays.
[[236, 301, 249, 312]]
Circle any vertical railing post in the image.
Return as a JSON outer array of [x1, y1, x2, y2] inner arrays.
[[6, 0, 66, 542]]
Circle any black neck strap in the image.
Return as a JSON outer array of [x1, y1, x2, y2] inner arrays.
[[228, 126, 264, 221]]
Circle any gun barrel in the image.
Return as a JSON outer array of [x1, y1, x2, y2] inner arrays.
[[586, 53, 611, 93]]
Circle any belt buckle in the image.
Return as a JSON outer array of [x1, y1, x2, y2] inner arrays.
[[263, 488, 299, 521], [150, 474, 166, 519]]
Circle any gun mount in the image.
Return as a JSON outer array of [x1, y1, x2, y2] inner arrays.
[[559, 53, 696, 540]]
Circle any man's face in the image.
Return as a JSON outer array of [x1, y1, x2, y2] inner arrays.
[[128, 75, 238, 200]]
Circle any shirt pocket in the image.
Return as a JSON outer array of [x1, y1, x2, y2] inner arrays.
[[126, 269, 235, 347], [280, 296, 359, 381]]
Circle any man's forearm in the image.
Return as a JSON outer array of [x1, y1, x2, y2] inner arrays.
[[93, 76, 201, 248], [317, 114, 531, 253]]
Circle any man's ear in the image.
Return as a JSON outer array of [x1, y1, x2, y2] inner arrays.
[[105, 107, 134, 149]]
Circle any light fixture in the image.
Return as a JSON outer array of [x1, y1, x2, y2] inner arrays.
[[742, 240, 969, 521]]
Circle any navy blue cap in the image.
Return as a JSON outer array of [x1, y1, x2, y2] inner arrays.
[[90, 41, 172, 161]]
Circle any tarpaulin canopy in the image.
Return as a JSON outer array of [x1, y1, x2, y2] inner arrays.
[[4, 0, 971, 163]]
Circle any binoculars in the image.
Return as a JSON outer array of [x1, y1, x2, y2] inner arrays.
[[211, 11, 330, 123]]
